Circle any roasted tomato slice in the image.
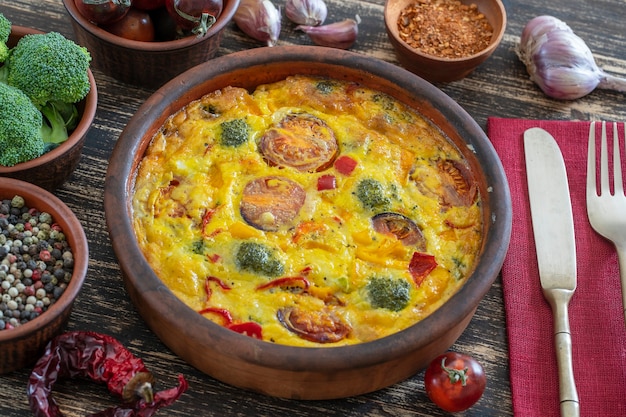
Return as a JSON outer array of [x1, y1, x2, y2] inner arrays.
[[240, 176, 306, 231], [371, 212, 426, 250], [437, 159, 478, 207], [259, 113, 338, 172], [412, 158, 477, 207], [277, 307, 351, 343]]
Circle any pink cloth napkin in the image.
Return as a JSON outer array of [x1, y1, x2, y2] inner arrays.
[[487, 117, 626, 417]]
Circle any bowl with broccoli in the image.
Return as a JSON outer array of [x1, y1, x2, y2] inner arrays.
[[0, 20, 97, 191]]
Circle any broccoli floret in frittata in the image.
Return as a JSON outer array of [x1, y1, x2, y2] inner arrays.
[[354, 178, 392, 213], [366, 276, 411, 312], [235, 241, 284, 277], [220, 118, 250, 147]]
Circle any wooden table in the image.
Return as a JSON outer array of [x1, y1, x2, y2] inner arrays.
[[2, 1, 625, 415]]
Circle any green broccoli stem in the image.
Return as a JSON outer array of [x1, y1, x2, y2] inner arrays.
[[39, 101, 79, 144]]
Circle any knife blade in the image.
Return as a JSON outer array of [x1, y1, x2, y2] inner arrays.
[[524, 127, 580, 417]]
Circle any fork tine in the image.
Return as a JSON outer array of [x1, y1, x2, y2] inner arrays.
[[614, 122, 624, 196], [600, 121, 610, 195], [587, 121, 597, 196]]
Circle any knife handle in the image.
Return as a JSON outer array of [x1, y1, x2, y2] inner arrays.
[[543, 288, 580, 417]]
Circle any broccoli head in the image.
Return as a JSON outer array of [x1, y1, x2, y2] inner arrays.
[[235, 241, 284, 277], [5, 31, 91, 107], [355, 178, 392, 213], [0, 82, 45, 166], [220, 118, 250, 147], [0, 13, 11, 63], [366, 276, 411, 312]]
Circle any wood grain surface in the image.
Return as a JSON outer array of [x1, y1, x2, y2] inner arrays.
[[1, 0, 625, 415]]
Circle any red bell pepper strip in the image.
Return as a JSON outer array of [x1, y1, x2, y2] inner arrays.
[[334, 155, 358, 175], [317, 174, 337, 191], [227, 322, 263, 339], [256, 276, 310, 292], [203, 276, 231, 301], [201, 208, 216, 237], [199, 308, 263, 339], [198, 307, 233, 325], [408, 252, 438, 286], [27, 331, 187, 417]]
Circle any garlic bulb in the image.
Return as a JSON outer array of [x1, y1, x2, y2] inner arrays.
[[234, 0, 281, 47], [296, 16, 360, 50], [285, 0, 327, 26], [517, 15, 626, 100]]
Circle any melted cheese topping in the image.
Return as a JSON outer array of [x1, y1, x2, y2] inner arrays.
[[132, 76, 483, 347]]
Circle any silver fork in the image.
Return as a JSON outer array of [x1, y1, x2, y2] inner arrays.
[[586, 121, 626, 325]]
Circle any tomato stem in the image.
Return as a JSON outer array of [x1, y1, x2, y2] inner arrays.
[[441, 357, 469, 386]]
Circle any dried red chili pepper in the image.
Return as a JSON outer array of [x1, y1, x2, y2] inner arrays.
[[27, 331, 188, 417]]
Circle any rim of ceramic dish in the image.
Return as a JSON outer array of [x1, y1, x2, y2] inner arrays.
[[62, 0, 240, 52], [0, 178, 89, 342], [105, 45, 512, 371], [0, 26, 98, 174], [384, 0, 507, 62]]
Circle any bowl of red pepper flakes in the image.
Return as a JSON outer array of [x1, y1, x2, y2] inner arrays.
[[384, 0, 507, 83], [0, 177, 89, 374]]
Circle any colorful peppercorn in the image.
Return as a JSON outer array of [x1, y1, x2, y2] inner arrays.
[[0, 195, 73, 330]]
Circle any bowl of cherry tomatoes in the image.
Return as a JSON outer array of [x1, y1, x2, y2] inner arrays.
[[62, 0, 240, 89]]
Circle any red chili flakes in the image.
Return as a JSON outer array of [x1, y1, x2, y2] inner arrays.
[[397, 0, 494, 59]]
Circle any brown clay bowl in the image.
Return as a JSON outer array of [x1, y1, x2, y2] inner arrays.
[[384, 0, 507, 83], [104, 46, 512, 399], [0, 178, 89, 374], [62, 0, 240, 89], [0, 26, 98, 191]]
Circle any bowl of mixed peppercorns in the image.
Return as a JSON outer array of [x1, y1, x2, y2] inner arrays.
[[62, 0, 240, 89], [384, 0, 506, 82], [0, 177, 89, 374], [0, 18, 98, 191]]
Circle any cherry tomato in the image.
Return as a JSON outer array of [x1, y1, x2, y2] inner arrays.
[[166, 0, 223, 36], [133, 0, 166, 10], [75, 0, 131, 25], [149, 6, 179, 41], [424, 352, 486, 412], [103, 8, 155, 41]]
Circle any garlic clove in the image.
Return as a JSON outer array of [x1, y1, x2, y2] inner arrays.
[[520, 15, 571, 50], [234, 0, 281, 47], [285, 0, 327, 26], [516, 15, 626, 100], [296, 16, 360, 50]]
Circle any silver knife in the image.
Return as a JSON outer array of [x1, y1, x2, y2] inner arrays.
[[524, 127, 580, 417]]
